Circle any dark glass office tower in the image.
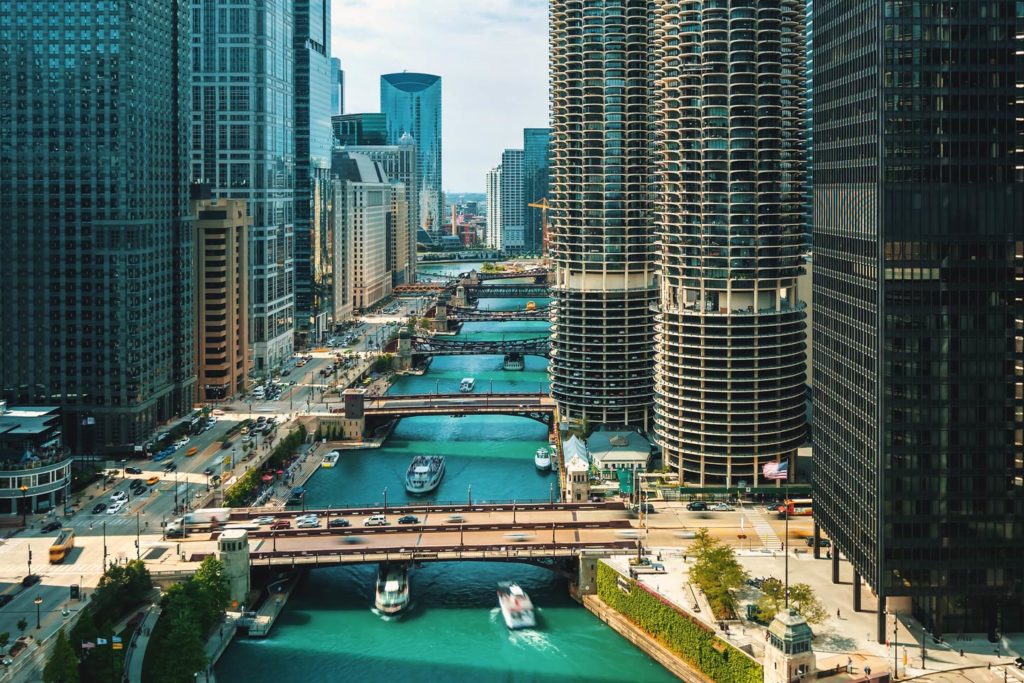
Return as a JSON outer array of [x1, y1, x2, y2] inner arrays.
[[813, 1, 1024, 639], [548, 0, 658, 428], [332, 113, 389, 147], [294, 0, 334, 347], [0, 1, 195, 453], [523, 128, 551, 254]]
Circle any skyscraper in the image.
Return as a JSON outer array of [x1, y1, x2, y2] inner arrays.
[[653, 1, 808, 486], [813, 1, 1024, 639], [380, 73, 443, 236], [333, 113, 389, 147], [486, 166, 503, 250], [549, 1, 658, 428], [331, 57, 345, 116], [0, 1, 194, 452], [523, 128, 551, 254], [294, 0, 334, 347], [191, 0, 295, 376], [500, 149, 526, 253]]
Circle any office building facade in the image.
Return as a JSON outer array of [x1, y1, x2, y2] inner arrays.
[[486, 167, 503, 250], [653, 0, 808, 485], [523, 128, 551, 254], [380, 73, 443, 235], [500, 149, 526, 253], [812, 0, 1024, 638], [193, 195, 252, 402], [191, 0, 295, 375], [331, 57, 345, 116], [0, 1, 195, 453], [294, 0, 334, 348], [548, 0, 658, 428], [332, 113, 389, 147]]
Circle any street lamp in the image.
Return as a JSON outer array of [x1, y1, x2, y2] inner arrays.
[[468, 483, 473, 507], [19, 484, 28, 526], [34, 595, 42, 629], [383, 486, 388, 512]]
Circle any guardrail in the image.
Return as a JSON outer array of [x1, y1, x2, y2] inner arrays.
[[233, 518, 632, 540], [233, 500, 626, 518]]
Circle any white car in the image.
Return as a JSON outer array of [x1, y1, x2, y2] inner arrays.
[[110, 491, 128, 503], [710, 502, 734, 512], [296, 519, 320, 529], [106, 501, 125, 514], [253, 516, 275, 525]]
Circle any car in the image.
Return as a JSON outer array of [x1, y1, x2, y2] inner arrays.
[[637, 502, 656, 514], [295, 513, 318, 522], [203, 467, 215, 476], [805, 538, 832, 548], [364, 514, 388, 527], [106, 501, 125, 514], [2, 655, 12, 666], [110, 491, 127, 503], [504, 532, 535, 542], [686, 501, 709, 511], [328, 518, 351, 528], [269, 521, 291, 530], [281, 369, 291, 377], [163, 462, 177, 473], [1014, 656, 1024, 670], [616, 529, 641, 539], [256, 416, 267, 424], [0, 595, 13, 609], [253, 516, 275, 525], [296, 519, 320, 529], [41, 520, 62, 533], [125, 466, 143, 475], [709, 503, 734, 512], [146, 475, 160, 486], [92, 502, 107, 514], [397, 515, 419, 525], [446, 514, 466, 524]]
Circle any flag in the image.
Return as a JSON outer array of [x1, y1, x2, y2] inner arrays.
[[112, 636, 122, 644], [81, 641, 96, 650], [762, 460, 789, 481], [96, 638, 108, 645]]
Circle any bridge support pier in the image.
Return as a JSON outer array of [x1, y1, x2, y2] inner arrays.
[[452, 285, 468, 308], [432, 296, 450, 333], [577, 554, 601, 597], [218, 529, 251, 606], [341, 389, 367, 439], [396, 331, 412, 371]]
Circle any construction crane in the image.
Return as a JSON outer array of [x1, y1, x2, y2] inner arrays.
[[527, 198, 551, 261]]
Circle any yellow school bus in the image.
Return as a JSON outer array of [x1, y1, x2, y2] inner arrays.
[[49, 528, 75, 564]]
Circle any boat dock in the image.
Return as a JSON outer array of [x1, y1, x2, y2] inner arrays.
[[241, 576, 298, 637]]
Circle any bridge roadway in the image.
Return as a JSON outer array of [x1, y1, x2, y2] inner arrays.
[[361, 393, 555, 422]]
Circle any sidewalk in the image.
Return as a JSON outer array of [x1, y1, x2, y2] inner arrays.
[[123, 604, 161, 683]]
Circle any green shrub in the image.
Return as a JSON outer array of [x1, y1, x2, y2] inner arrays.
[[596, 563, 761, 683]]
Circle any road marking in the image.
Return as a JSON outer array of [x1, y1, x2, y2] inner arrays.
[[744, 506, 781, 549]]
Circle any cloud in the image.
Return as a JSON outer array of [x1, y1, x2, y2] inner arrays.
[[332, 0, 549, 192]]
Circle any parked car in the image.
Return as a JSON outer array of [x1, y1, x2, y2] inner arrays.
[[41, 520, 62, 533], [686, 501, 708, 511], [269, 521, 291, 530], [709, 502, 734, 512], [92, 502, 107, 514], [125, 466, 143, 475], [328, 518, 351, 528], [397, 515, 419, 525]]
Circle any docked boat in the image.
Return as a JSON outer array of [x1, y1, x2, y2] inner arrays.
[[534, 447, 551, 471], [321, 451, 340, 468], [405, 455, 445, 494], [374, 563, 410, 615], [503, 352, 525, 371], [460, 377, 476, 393], [497, 582, 536, 629]]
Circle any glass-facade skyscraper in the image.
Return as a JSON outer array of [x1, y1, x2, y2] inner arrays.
[[380, 73, 442, 237], [294, 0, 334, 346], [548, 1, 658, 428], [331, 57, 345, 116], [653, 1, 808, 486], [499, 149, 526, 252], [813, 0, 1024, 639], [523, 128, 551, 255], [191, 0, 295, 375], [0, 1, 195, 452], [333, 113, 389, 147]]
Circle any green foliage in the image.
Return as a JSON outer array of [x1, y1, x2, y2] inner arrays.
[[0, 631, 9, 649], [596, 563, 761, 683], [688, 529, 747, 619], [91, 560, 152, 626], [372, 354, 394, 373], [222, 468, 260, 507], [480, 261, 498, 272], [16, 618, 27, 633], [222, 424, 308, 506], [43, 629, 80, 683], [192, 557, 230, 618], [755, 579, 827, 625]]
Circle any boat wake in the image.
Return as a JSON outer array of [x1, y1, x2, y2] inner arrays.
[[507, 627, 558, 653]]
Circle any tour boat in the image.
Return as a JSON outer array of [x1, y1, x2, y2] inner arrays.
[[497, 582, 536, 629], [460, 377, 476, 392], [321, 451, 340, 468], [405, 455, 445, 494], [503, 352, 525, 371], [525, 300, 537, 311], [534, 447, 551, 471], [374, 563, 410, 615]]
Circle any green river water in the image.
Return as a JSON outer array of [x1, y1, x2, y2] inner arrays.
[[215, 266, 677, 682]]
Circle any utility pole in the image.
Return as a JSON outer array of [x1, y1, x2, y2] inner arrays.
[[892, 609, 898, 679], [921, 623, 926, 669], [102, 521, 107, 570], [135, 512, 141, 560]]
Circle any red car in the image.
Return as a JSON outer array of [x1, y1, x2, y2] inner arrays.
[[269, 521, 291, 530]]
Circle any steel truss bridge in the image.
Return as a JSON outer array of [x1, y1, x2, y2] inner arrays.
[[408, 335, 551, 357]]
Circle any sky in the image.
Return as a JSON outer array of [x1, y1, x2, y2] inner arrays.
[[332, 0, 549, 193]]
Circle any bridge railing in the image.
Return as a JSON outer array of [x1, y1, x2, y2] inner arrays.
[[249, 541, 635, 564], [236, 499, 625, 517]]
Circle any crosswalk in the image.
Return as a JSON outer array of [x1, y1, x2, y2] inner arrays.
[[742, 505, 782, 549]]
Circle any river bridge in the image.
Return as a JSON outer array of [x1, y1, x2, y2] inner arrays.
[[407, 335, 550, 357], [363, 393, 555, 425], [447, 306, 550, 323]]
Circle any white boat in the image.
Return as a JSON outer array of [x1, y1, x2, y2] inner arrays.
[[374, 563, 410, 615], [460, 377, 476, 392], [503, 352, 525, 371], [405, 455, 445, 494], [534, 447, 551, 471], [321, 451, 340, 468], [497, 582, 536, 629]]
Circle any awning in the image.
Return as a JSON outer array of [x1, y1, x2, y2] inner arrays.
[[261, 474, 273, 482]]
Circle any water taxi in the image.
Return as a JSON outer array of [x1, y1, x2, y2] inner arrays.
[[534, 447, 552, 471], [405, 455, 445, 494], [497, 582, 536, 629], [375, 563, 410, 615], [460, 377, 476, 392], [322, 451, 340, 468]]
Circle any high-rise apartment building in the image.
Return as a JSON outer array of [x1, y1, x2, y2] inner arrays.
[[191, 0, 295, 376], [486, 167, 503, 250], [294, 0, 334, 348], [549, 1, 658, 428], [341, 140, 419, 285], [813, 1, 1024, 639], [193, 193, 252, 402], [331, 57, 345, 116], [653, 1, 808, 486], [500, 150, 526, 253], [523, 128, 551, 254], [380, 73, 443, 235], [333, 113, 389, 147], [0, 1, 195, 453]]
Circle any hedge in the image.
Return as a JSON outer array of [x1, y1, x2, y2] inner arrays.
[[596, 562, 762, 683]]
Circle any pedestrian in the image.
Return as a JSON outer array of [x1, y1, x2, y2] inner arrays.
[[836, 608, 841, 619]]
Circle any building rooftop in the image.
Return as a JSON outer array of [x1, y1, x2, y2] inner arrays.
[[0, 406, 61, 436], [588, 430, 651, 467]]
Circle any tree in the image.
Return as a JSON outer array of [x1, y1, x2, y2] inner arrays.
[[688, 528, 748, 619], [43, 629, 80, 683], [16, 618, 27, 634], [0, 631, 9, 650], [193, 556, 230, 621], [755, 579, 827, 625]]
